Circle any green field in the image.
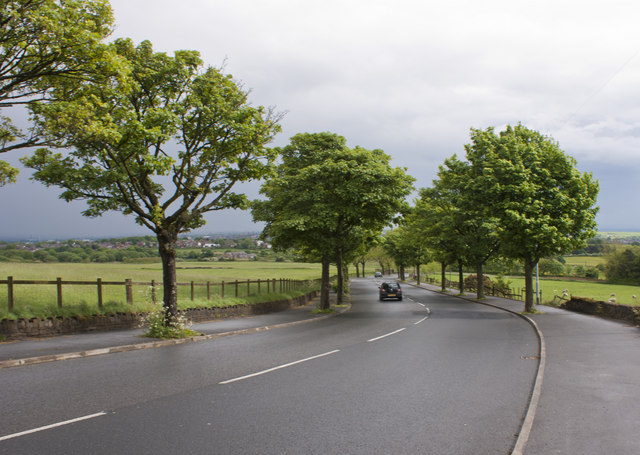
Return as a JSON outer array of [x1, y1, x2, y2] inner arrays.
[[502, 276, 640, 306], [562, 256, 607, 267], [0, 261, 325, 282], [0, 261, 328, 320]]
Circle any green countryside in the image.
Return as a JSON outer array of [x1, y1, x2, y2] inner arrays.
[[2, 1, 640, 334]]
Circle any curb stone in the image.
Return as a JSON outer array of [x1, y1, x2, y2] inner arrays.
[[0, 304, 351, 370]]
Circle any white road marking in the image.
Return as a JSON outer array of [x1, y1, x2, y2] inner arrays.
[[367, 328, 406, 342], [219, 350, 341, 384], [0, 412, 107, 442], [414, 316, 429, 325]]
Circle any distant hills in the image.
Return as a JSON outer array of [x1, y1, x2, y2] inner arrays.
[[597, 232, 640, 243]]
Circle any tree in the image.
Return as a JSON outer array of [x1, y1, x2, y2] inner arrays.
[[537, 258, 566, 276], [23, 39, 281, 325], [366, 244, 393, 276], [0, 0, 116, 184], [465, 124, 599, 312], [252, 132, 414, 309], [420, 155, 500, 298], [408, 191, 459, 291], [385, 222, 430, 284], [605, 247, 640, 284], [382, 228, 411, 281]]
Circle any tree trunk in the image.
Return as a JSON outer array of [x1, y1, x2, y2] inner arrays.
[[400, 264, 405, 281], [336, 249, 344, 305], [157, 229, 179, 325], [476, 261, 485, 300], [355, 262, 360, 278], [458, 260, 464, 294], [361, 260, 365, 277], [416, 263, 421, 285], [440, 262, 447, 291], [343, 264, 349, 296], [320, 253, 331, 310], [524, 256, 535, 313]]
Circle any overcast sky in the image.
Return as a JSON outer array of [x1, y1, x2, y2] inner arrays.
[[2, 0, 640, 240]]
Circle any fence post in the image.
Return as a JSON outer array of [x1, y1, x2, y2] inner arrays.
[[221, 281, 225, 298], [207, 281, 211, 300], [273, 278, 276, 293], [126, 279, 133, 305], [191, 281, 195, 301], [57, 277, 63, 309], [7, 276, 14, 313], [258, 279, 261, 295], [247, 279, 251, 296], [235, 280, 239, 298], [97, 278, 103, 309], [151, 280, 156, 304]]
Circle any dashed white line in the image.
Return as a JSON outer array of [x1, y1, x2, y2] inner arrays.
[[219, 350, 341, 384], [0, 412, 107, 442], [367, 328, 406, 342]]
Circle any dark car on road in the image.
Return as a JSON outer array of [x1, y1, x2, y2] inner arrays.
[[379, 282, 403, 301]]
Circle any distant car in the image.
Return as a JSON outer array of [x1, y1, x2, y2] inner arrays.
[[379, 281, 402, 301], [374, 272, 382, 278]]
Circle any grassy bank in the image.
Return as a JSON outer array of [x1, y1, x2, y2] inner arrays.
[[499, 276, 640, 306]]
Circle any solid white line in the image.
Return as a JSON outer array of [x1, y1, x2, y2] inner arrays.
[[367, 328, 406, 342], [0, 412, 107, 442], [414, 316, 429, 325], [511, 316, 546, 455], [219, 350, 341, 384]]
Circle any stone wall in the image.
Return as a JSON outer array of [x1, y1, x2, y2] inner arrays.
[[0, 291, 318, 339], [562, 297, 640, 326]]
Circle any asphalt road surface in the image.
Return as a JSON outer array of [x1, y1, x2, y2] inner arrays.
[[0, 277, 539, 454]]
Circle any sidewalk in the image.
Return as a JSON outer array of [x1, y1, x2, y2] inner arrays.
[[412, 281, 640, 455], [0, 295, 339, 368]]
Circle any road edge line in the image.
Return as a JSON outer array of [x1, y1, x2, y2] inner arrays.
[[475, 300, 546, 455], [404, 282, 546, 455]]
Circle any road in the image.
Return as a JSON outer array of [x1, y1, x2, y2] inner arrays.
[[0, 277, 539, 454]]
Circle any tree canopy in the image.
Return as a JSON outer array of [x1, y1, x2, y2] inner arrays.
[[24, 39, 281, 323], [0, 0, 117, 184], [252, 132, 414, 309], [464, 124, 599, 311]]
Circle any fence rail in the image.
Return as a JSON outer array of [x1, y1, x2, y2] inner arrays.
[[1, 276, 317, 312], [421, 276, 535, 302]]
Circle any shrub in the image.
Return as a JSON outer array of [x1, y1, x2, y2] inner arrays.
[[604, 247, 640, 284], [139, 304, 201, 339], [464, 274, 511, 296]]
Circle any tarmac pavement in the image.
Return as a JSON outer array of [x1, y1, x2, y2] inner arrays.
[[412, 281, 640, 455], [1, 281, 639, 454]]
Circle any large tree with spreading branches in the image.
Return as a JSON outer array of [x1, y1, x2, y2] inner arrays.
[[24, 39, 281, 325]]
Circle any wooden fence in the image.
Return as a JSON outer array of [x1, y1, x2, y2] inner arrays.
[[420, 276, 536, 301], [1, 276, 316, 312]]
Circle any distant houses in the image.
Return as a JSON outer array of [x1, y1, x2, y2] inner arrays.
[[222, 251, 257, 260]]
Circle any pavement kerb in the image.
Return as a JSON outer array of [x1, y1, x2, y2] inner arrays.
[[0, 303, 351, 370], [404, 281, 545, 455]]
